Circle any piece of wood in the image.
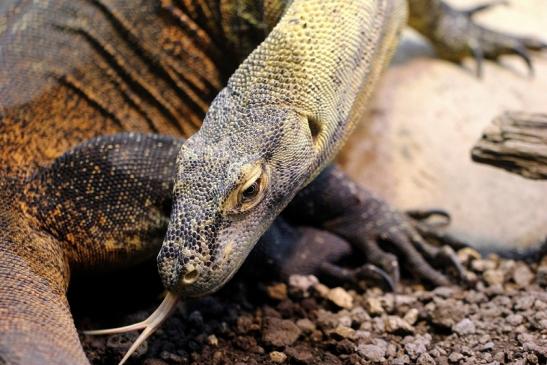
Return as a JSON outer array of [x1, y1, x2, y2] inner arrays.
[[471, 111, 547, 180]]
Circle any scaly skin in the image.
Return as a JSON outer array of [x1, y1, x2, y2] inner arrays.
[[157, 0, 407, 296], [1, 1, 544, 364]]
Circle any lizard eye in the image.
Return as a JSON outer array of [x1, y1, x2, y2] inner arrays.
[[241, 180, 260, 201], [225, 164, 269, 214]]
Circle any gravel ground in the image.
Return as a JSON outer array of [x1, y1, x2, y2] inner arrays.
[[76, 250, 547, 365]]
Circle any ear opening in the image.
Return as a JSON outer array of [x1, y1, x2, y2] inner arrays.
[[307, 116, 322, 146]]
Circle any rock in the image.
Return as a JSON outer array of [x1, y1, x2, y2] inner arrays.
[[527, 353, 539, 364], [403, 308, 419, 325], [512, 265, 534, 287], [506, 314, 524, 326], [314, 283, 330, 297], [379, 294, 395, 313], [483, 269, 504, 286], [392, 355, 411, 365], [262, 318, 302, 347], [285, 345, 314, 364], [207, 334, 219, 346], [403, 335, 431, 360], [296, 318, 316, 333], [471, 259, 497, 273], [357, 344, 386, 362], [350, 306, 370, 323], [327, 287, 353, 309], [289, 275, 319, 294], [448, 352, 464, 363], [269, 351, 287, 363], [365, 297, 384, 316], [267, 283, 288, 301], [331, 325, 356, 340], [480, 342, 495, 351], [385, 316, 415, 335], [432, 287, 455, 298], [336, 314, 352, 328], [416, 353, 436, 365], [453, 318, 476, 336], [515, 296, 535, 311], [429, 299, 466, 329], [336, 339, 355, 354], [315, 309, 339, 329], [237, 314, 259, 334]]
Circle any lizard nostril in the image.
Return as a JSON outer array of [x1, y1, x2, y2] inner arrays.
[[182, 268, 199, 284]]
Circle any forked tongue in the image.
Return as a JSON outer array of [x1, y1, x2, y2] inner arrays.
[[84, 292, 179, 365]]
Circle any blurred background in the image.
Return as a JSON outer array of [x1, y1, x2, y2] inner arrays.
[[339, 0, 547, 256]]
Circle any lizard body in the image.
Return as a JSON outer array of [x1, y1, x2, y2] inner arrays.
[[0, 0, 544, 364]]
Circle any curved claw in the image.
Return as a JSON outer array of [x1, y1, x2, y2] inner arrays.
[[511, 45, 534, 76], [84, 292, 179, 365], [436, 245, 469, 283], [406, 209, 451, 227], [469, 39, 485, 78], [357, 263, 398, 292]]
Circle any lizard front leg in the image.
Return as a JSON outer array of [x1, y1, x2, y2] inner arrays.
[[1, 133, 184, 365], [284, 166, 467, 289], [23, 133, 183, 271], [408, 0, 546, 76]]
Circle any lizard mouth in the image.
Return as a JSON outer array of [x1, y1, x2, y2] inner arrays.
[[83, 292, 179, 365]]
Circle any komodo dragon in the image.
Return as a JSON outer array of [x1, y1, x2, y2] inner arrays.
[[1, 0, 545, 364]]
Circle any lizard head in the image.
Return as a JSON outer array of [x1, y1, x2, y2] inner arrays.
[[157, 89, 322, 297]]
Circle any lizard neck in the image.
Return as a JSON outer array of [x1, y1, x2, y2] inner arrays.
[[224, 0, 407, 180]]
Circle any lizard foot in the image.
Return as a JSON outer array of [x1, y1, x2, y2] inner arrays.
[[324, 200, 468, 290], [319, 261, 398, 292], [422, 1, 546, 77], [84, 292, 179, 365]]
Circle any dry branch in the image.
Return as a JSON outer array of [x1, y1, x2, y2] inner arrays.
[[471, 111, 547, 180]]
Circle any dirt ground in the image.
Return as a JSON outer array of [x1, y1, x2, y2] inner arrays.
[[77, 251, 547, 365]]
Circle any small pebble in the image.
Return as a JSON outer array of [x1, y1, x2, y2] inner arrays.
[[403, 308, 419, 325], [385, 315, 415, 335], [357, 344, 386, 362], [483, 269, 504, 286], [453, 318, 476, 335], [506, 314, 523, 326], [289, 275, 319, 293], [512, 265, 534, 287], [448, 352, 464, 363], [296, 318, 316, 333], [267, 283, 288, 301], [416, 353, 436, 365], [331, 325, 355, 339], [366, 297, 384, 315], [403, 335, 431, 359], [262, 318, 302, 347], [327, 287, 353, 309], [269, 351, 287, 363], [207, 334, 219, 346]]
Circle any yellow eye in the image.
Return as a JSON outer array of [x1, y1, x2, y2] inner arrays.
[[241, 180, 260, 202], [225, 164, 269, 214]]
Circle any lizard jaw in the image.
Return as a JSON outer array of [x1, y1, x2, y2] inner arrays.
[[83, 292, 179, 365]]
